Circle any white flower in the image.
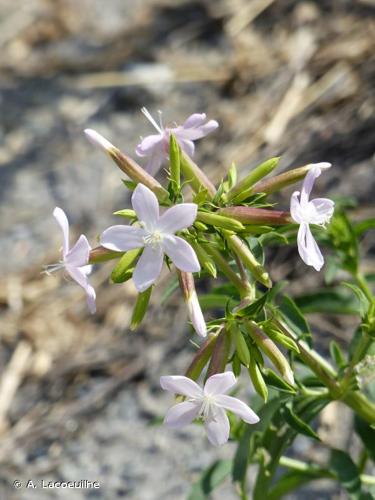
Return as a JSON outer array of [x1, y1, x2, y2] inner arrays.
[[100, 184, 200, 292], [160, 372, 259, 446], [187, 290, 207, 338], [290, 163, 334, 271], [178, 271, 207, 338], [48, 207, 96, 313], [135, 108, 219, 175]]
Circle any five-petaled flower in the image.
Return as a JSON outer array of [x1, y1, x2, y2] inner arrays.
[[136, 108, 219, 175], [290, 163, 334, 271], [100, 184, 200, 292], [160, 371, 259, 446], [48, 207, 96, 313]]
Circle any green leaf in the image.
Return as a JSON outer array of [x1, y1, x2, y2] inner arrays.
[[259, 231, 289, 246], [328, 211, 358, 274], [130, 286, 153, 330], [279, 295, 312, 345], [354, 218, 375, 237], [232, 397, 284, 486], [329, 340, 347, 369], [199, 294, 234, 310], [281, 402, 320, 440], [342, 282, 370, 318], [227, 162, 237, 189], [295, 287, 361, 315], [329, 449, 363, 499], [235, 292, 269, 318], [247, 237, 265, 265], [261, 368, 296, 394], [355, 416, 375, 462], [188, 459, 232, 500], [121, 179, 137, 191]]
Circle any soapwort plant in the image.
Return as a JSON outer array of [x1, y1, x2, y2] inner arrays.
[[48, 111, 375, 499]]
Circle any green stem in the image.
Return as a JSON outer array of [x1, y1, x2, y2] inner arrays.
[[356, 272, 374, 303], [202, 243, 252, 298]]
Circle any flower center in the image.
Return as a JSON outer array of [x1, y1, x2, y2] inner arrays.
[[143, 230, 163, 248], [194, 395, 217, 421], [302, 202, 332, 226]]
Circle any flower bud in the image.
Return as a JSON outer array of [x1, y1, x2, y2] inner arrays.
[[197, 211, 245, 232], [252, 162, 331, 195], [248, 356, 268, 402], [262, 322, 300, 353], [180, 150, 216, 200], [224, 233, 272, 288], [111, 248, 141, 283], [89, 246, 122, 264], [218, 207, 292, 226], [185, 334, 218, 381], [189, 241, 217, 278], [169, 133, 181, 191], [178, 271, 207, 338], [130, 286, 153, 331], [206, 328, 231, 378], [230, 323, 250, 367], [84, 129, 169, 202], [113, 209, 137, 219], [245, 320, 294, 386], [225, 157, 280, 203]]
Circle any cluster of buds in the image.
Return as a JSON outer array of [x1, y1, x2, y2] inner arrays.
[[47, 109, 334, 445]]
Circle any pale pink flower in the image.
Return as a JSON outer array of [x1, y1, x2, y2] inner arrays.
[[100, 184, 200, 292], [290, 163, 334, 271], [48, 208, 96, 313], [160, 371, 259, 446], [136, 108, 219, 175]]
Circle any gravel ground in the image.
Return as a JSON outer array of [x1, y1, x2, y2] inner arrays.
[[0, 0, 374, 499]]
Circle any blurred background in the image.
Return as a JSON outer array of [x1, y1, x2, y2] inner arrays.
[[0, 0, 374, 498]]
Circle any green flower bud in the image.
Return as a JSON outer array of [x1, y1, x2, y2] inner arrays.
[[225, 157, 279, 203], [111, 248, 141, 283], [224, 232, 272, 288], [197, 211, 245, 232], [248, 357, 268, 402], [245, 320, 294, 386]]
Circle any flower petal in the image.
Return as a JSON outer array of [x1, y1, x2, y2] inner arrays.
[[204, 407, 230, 446], [290, 191, 303, 224], [163, 401, 201, 428], [135, 134, 163, 156], [53, 207, 70, 257], [162, 235, 200, 273], [183, 113, 207, 129], [158, 204, 197, 234], [178, 138, 195, 158], [173, 116, 219, 141], [65, 234, 90, 268], [132, 184, 159, 230], [132, 244, 163, 292], [187, 292, 207, 338], [204, 372, 236, 396], [310, 198, 335, 223], [160, 375, 203, 399], [297, 223, 324, 271], [85, 283, 97, 314], [66, 265, 96, 314], [214, 395, 259, 424], [136, 133, 167, 175], [100, 225, 145, 252]]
